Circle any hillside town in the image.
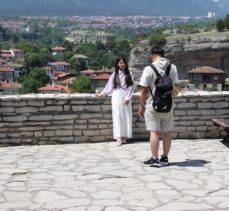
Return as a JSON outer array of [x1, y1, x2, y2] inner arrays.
[[0, 45, 115, 94], [0, 13, 228, 95], [0, 15, 215, 35], [0, 43, 227, 95]]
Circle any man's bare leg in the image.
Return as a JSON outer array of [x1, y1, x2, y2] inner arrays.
[[150, 131, 160, 159], [162, 132, 171, 156]]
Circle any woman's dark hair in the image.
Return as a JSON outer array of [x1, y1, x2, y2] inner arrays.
[[151, 46, 164, 57], [113, 57, 133, 88]]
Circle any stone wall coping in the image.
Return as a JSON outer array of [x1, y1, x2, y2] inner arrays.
[[0, 91, 228, 101], [177, 90, 229, 97]]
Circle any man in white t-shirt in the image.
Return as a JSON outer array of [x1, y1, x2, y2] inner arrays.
[[138, 46, 179, 167]]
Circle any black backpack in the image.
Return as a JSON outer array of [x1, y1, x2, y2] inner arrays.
[[149, 63, 173, 113]]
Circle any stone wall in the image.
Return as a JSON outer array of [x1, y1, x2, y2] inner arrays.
[[0, 91, 228, 146], [173, 91, 229, 139]]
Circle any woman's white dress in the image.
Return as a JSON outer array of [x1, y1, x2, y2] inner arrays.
[[101, 70, 134, 139], [112, 88, 132, 139]]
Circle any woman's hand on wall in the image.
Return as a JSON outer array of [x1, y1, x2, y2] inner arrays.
[[95, 93, 103, 97], [124, 100, 129, 106]]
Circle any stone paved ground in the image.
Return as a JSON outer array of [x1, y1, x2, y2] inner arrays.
[[0, 139, 229, 211]]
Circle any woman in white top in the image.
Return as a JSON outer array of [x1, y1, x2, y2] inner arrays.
[[97, 57, 134, 145]]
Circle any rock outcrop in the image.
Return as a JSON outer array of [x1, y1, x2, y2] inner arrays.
[[129, 36, 229, 81]]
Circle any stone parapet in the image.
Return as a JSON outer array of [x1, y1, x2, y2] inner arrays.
[[0, 91, 228, 145], [173, 90, 229, 139]]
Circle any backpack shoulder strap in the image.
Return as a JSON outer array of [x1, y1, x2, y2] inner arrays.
[[148, 64, 158, 99], [149, 64, 160, 77], [148, 85, 153, 98], [165, 63, 171, 76]]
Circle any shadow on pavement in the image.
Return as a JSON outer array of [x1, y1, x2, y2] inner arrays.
[[169, 159, 210, 167], [220, 140, 229, 148]]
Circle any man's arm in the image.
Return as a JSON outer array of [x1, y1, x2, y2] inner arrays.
[[172, 65, 179, 97], [173, 81, 180, 97], [138, 86, 148, 118]]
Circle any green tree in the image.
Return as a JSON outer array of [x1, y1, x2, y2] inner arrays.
[[0, 25, 9, 41], [63, 51, 74, 61], [204, 84, 218, 91], [117, 40, 130, 51], [15, 43, 34, 54], [70, 75, 92, 93], [21, 67, 51, 93], [101, 52, 118, 68], [176, 27, 183, 34], [53, 54, 64, 62], [149, 31, 167, 47], [96, 42, 106, 50], [78, 43, 97, 56], [69, 57, 80, 73], [169, 28, 174, 34], [216, 19, 225, 32], [106, 36, 116, 49], [187, 36, 192, 42], [39, 48, 54, 66], [89, 58, 101, 70], [25, 53, 42, 70], [223, 85, 229, 91], [224, 14, 229, 29], [64, 40, 75, 51], [11, 33, 20, 43]]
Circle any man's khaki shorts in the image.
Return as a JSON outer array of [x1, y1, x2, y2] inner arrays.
[[144, 105, 174, 132]]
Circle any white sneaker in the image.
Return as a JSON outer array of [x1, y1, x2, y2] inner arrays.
[[116, 140, 122, 146]]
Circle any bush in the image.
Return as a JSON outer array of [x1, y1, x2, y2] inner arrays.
[[204, 84, 218, 91], [176, 81, 188, 89], [216, 19, 225, 32], [70, 75, 93, 93], [149, 31, 166, 47], [224, 14, 229, 29], [187, 36, 191, 42], [21, 67, 51, 93], [223, 84, 229, 91]]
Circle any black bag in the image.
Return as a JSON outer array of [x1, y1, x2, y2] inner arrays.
[[149, 64, 173, 113]]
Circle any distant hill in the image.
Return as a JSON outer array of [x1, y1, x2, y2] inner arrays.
[[214, 0, 229, 13], [0, 0, 225, 17]]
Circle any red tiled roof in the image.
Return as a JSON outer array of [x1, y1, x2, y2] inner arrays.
[[0, 81, 22, 89], [74, 54, 88, 59], [97, 68, 113, 73], [3, 63, 23, 68], [51, 47, 66, 51], [48, 62, 70, 66], [1, 54, 13, 58], [55, 72, 68, 78], [15, 57, 25, 62], [38, 84, 72, 93], [80, 69, 96, 74], [59, 77, 76, 84], [91, 74, 111, 80], [56, 72, 73, 79], [0, 68, 14, 72], [52, 71, 66, 77], [0, 50, 11, 54], [189, 66, 224, 74], [0, 58, 7, 63], [11, 48, 23, 52]]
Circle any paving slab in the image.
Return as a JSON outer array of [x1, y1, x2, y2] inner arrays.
[[0, 139, 229, 210]]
